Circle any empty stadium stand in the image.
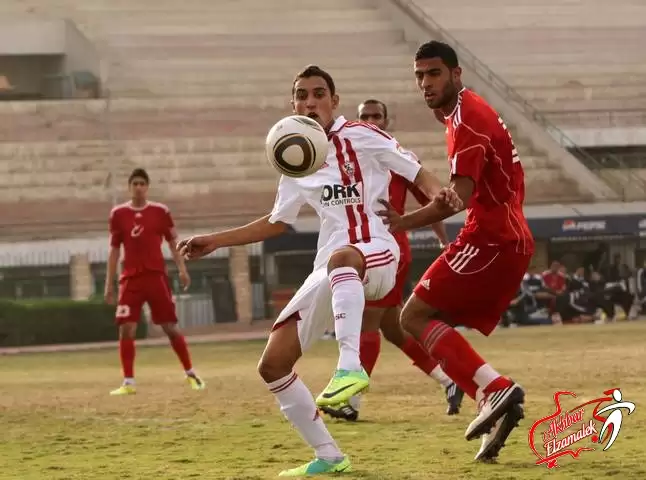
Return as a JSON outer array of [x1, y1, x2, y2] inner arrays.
[[0, 0, 630, 239], [413, 0, 646, 130]]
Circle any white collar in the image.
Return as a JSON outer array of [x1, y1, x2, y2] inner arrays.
[[127, 201, 149, 211], [327, 115, 347, 135], [444, 87, 467, 120]]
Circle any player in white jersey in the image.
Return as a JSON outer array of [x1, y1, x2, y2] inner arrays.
[[177, 65, 460, 477]]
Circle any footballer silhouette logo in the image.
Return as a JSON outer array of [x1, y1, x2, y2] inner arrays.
[[528, 388, 635, 469], [596, 389, 635, 451]]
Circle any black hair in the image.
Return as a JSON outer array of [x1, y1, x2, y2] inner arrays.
[[128, 168, 149, 184], [292, 65, 336, 96], [414, 41, 459, 69], [359, 99, 388, 119]]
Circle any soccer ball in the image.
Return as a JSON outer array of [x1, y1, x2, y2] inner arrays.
[[265, 115, 329, 178]]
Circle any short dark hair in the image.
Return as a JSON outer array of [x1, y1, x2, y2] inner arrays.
[[128, 168, 149, 184], [292, 64, 336, 96], [414, 41, 459, 68], [359, 99, 388, 119]]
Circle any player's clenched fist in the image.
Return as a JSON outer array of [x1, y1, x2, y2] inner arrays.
[[434, 187, 463, 211], [177, 234, 217, 260]]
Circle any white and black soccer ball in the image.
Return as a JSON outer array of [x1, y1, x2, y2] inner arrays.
[[265, 115, 329, 178]]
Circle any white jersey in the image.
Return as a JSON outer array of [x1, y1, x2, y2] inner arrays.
[[269, 115, 422, 270]]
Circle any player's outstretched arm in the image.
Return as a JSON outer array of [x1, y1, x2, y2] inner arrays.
[[379, 176, 474, 232], [411, 167, 445, 201], [177, 214, 289, 260]]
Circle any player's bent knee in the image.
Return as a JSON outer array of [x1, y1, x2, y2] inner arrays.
[[327, 246, 365, 277], [400, 294, 436, 334], [257, 356, 295, 383], [380, 309, 407, 347], [256, 358, 273, 382], [399, 308, 414, 334], [160, 323, 180, 338], [380, 324, 396, 344], [399, 300, 416, 332], [257, 320, 301, 383]]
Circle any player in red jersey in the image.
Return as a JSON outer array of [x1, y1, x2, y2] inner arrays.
[[378, 41, 534, 461], [104, 168, 205, 395], [539, 261, 567, 315], [320, 99, 464, 422]]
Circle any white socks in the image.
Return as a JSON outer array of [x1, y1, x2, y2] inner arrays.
[[429, 365, 453, 388], [267, 372, 344, 462], [329, 267, 364, 372], [473, 364, 502, 389]]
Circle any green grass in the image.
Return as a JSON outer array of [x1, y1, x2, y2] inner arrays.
[[0, 322, 644, 479]]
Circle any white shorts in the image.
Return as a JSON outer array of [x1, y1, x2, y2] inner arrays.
[[272, 238, 399, 352]]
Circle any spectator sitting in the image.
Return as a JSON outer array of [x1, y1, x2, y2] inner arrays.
[[502, 283, 551, 327], [637, 260, 646, 314], [604, 263, 636, 321], [554, 267, 595, 324], [524, 265, 555, 310]]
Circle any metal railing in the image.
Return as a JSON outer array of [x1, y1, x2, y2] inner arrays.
[[394, 0, 646, 200]]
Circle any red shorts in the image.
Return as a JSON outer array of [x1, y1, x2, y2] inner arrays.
[[414, 242, 531, 336], [366, 259, 410, 308], [116, 272, 177, 325]]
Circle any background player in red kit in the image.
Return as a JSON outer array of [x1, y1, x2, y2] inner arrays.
[[378, 41, 534, 461], [321, 99, 464, 422], [542, 261, 566, 295], [542, 260, 567, 313], [104, 168, 205, 395]]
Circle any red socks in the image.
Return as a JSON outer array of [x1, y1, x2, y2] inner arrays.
[[359, 331, 381, 376], [119, 335, 194, 380], [119, 338, 135, 378], [170, 335, 193, 371], [420, 321, 484, 399], [400, 336, 439, 375]]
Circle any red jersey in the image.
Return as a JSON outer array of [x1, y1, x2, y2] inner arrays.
[[445, 89, 534, 254], [542, 270, 567, 294], [109, 201, 175, 279], [388, 149, 430, 264]]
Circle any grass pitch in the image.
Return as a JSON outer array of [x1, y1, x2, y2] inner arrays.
[[0, 322, 644, 479]]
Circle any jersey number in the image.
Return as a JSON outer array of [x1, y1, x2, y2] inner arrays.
[[116, 305, 131, 318], [498, 117, 520, 164]]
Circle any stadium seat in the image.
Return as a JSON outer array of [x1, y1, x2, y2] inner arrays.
[[0, 0, 608, 238], [412, 0, 646, 128]]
